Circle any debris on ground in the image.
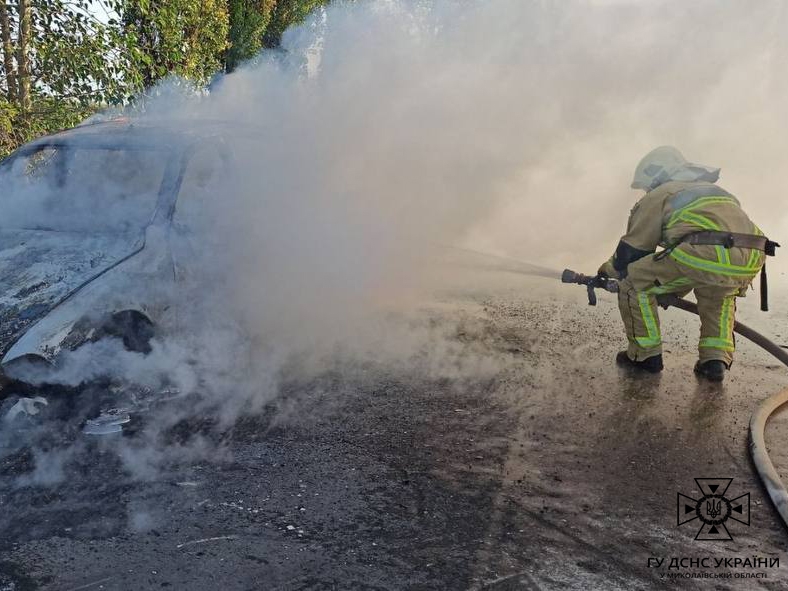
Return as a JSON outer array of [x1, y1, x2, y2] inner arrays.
[[1, 396, 48, 423]]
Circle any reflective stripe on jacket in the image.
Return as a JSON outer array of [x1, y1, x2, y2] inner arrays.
[[616, 180, 763, 279]]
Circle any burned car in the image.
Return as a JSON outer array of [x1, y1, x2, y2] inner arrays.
[[0, 119, 230, 393]]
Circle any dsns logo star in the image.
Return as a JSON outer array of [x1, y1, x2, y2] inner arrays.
[[677, 478, 750, 541]]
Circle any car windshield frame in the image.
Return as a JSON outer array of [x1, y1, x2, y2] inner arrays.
[[0, 140, 182, 235]]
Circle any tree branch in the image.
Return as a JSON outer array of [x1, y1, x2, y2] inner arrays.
[[0, 0, 17, 102], [16, 0, 29, 111]]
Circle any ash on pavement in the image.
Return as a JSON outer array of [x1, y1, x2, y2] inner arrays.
[[2, 273, 788, 590]]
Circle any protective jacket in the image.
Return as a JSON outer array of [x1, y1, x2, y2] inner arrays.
[[602, 180, 765, 285]]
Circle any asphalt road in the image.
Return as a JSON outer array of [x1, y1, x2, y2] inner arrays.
[[2, 270, 788, 590]]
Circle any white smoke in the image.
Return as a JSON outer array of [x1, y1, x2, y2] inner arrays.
[[4, 0, 788, 483]]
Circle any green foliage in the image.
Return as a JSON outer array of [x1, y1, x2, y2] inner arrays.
[[0, 0, 116, 158], [0, 97, 16, 156], [0, 97, 98, 159], [0, 0, 331, 159], [226, 0, 330, 72], [32, 0, 139, 105], [262, 0, 329, 49], [226, 0, 274, 72], [122, 0, 230, 87]]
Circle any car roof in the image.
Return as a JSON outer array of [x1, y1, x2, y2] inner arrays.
[[15, 118, 264, 155]]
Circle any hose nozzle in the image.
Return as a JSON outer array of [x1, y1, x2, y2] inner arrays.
[[561, 269, 594, 285], [560, 268, 619, 306], [561, 269, 578, 284]]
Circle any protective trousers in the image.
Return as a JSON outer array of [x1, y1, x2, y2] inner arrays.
[[617, 255, 746, 366]]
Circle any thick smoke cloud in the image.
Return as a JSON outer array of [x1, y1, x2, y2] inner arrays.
[[3, 0, 788, 483], [194, 0, 788, 360], [456, 0, 788, 275], [199, 0, 788, 297]]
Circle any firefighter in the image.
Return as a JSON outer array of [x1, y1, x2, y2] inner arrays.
[[599, 146, 772, 382]]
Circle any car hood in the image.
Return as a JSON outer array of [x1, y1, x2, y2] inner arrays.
[[0, 228, 144, 358]]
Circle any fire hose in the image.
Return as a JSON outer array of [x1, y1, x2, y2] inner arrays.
[[562, 269, 788, 530]]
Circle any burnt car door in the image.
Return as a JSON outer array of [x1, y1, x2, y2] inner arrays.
[[168, 142, 234, 319]]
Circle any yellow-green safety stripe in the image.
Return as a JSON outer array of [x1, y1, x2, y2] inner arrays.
[[717, 245, 731, 266], [635, 292, 661, 347], [670, 247, 760, 277], [746, 226, 764, 269], [666, 196, 739, 229], [699, 337, 735, 351], [699, 296, 735, 352], [644, 277, 692, 295], [746, 248, 762, 269], [665, 201, 736, 266], [680, 211, 720, 230]]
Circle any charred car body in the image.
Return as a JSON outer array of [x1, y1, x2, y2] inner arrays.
[[0, 119, 230, 390]]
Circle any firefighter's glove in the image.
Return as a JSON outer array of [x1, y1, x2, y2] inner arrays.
[[597, 258, 617, 279]]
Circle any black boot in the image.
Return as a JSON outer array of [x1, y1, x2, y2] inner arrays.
[[616, 351, 663, 373], [694, 360, 726, 382]]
